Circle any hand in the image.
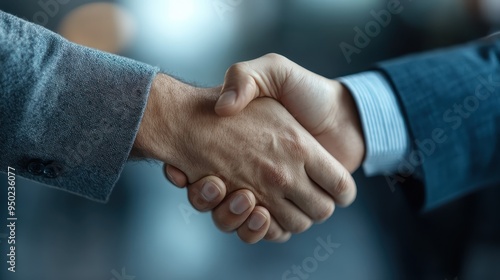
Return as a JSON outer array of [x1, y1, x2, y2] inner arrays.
[[215, 53, 365, 171], [134, 73, 356, 243], [165, 169, 276, 243], [164, 53, 365, 243]]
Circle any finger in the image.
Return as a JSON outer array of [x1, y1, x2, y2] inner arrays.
[[212, 190, 256, 232], [186, 176, 227, 212], [215, 53, 293, 117], [163, 164, 189, 188], [215, 62, 260, 117], [305, 147, 357, 207], [237, 206, 271, 244], [265, 215, 292, 243], [284, 178, 335, 223], [270, 198, 313, 234]]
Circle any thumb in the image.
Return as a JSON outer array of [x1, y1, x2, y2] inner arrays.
[[163, 164, 189, 188], [215, 63, 260, 117]]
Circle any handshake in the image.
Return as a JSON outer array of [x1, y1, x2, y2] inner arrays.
[[132, 53, 366, 243]]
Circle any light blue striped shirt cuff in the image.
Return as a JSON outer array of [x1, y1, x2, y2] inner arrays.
[[338, 72, 410, 176]]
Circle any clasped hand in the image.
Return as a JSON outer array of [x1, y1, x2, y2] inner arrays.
[[135, 54, 365, 243]]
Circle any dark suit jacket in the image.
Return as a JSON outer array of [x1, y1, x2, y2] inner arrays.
[[379, 40, 500, 209]]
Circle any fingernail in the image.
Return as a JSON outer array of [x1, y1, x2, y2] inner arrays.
[[165, 169, 177, 185], [248, 212, 267, 231], [201, 182, 220, 202], [229, 194, 251, 215], [216, 91, 237, 109]]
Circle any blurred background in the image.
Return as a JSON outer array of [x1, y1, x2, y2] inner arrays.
[[1, 0, 500, 279]]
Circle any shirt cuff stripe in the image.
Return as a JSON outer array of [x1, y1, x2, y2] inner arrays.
[[338, 72, 410, 176]]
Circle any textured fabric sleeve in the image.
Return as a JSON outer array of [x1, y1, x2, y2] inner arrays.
[[377, 39, 500, 210], [0, 11, 159, 202], [338, 72, 410, 176]]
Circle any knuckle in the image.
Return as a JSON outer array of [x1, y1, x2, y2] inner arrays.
[[227, 62, 248, 76], [333, 171, 351, 197], [313, 201, 335, 222], [264, 53, 286, 63], [283, 130, 308, 159], [225, 62, 255, 90], [263, 165, 293, 191], [288, 219, 312, 234]]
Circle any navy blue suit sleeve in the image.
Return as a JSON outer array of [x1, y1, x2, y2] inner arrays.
[[378, 39, 500, 209], [0, 11, 159, 202]]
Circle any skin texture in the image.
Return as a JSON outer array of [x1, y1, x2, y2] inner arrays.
[[133, 72, 356, 243], [164, 54, 366, 243]]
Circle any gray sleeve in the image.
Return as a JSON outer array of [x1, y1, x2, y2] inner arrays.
[[0, 10, 159, 202]]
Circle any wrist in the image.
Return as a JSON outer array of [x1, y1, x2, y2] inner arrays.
[[329, 80, 366, 172], [132, 74, 197, 162]]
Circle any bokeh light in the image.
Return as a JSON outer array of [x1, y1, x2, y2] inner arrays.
[[58, 2, 137, 54]]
